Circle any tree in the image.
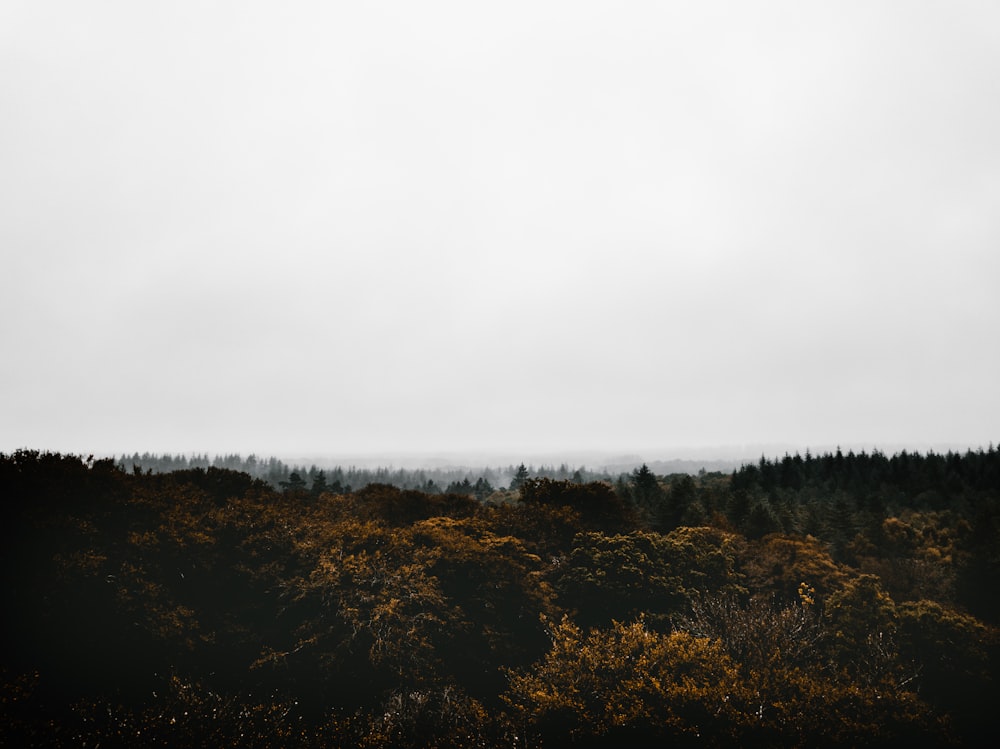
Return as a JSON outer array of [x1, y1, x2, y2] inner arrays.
[[739, 534, 848, 603], [509, 464, 529, 491], [674, 591, 827, 676], [279, 472, 308, 493], [519, 478, 636, 532], [472, 477, 494, 501], [444, 478, 474, 496], [896, 599, 998, 743], [668, 475, 698, 525], [504, 617, 744, 747], [628, 464, 669, 529], [824, 574, 900, 684], [631, 464, 659, 500], [550, 527, 745, 628], [311, 470, 329, 496]]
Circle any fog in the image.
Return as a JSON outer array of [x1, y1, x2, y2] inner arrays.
[[2, 1, 998, 460]]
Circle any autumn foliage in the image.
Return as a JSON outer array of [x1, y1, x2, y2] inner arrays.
[[2, 448, 998, 746]]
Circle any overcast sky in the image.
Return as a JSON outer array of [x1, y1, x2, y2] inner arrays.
[[2, 1, 998, 461]]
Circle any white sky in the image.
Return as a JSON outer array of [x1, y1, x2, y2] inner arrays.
[[2, 1, 999, 460]]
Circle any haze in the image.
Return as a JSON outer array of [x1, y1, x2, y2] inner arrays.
[[2, 1, 998, 460]]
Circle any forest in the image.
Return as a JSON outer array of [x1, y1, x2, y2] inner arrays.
[[2, 446, 999, 747], [111, 451, 741, 495]]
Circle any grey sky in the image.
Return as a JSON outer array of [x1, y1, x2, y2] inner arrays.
[[2, 1, 998, 459]]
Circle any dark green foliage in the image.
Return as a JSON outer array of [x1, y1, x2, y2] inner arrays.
[[279, 470, 309, 493], [156, 465, 269, 503], [519, 478, 637, 532], [349, 482, 480, 526], [509, 463, 530, 490], [550, 527, 744, 628], [896, 599, 999, 744], [118, 452, 615, 495]]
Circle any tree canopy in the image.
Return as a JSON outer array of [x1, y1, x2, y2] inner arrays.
[[2, 447, 998, 747]]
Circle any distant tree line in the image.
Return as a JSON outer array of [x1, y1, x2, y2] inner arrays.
[[116, 452, 618, 495]]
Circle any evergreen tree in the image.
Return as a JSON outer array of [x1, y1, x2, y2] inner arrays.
[[280, 472, 308, 493], [510, 463, 530, 491], [311, 470, 329, 496]]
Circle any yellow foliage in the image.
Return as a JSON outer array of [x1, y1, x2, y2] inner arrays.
[[506, 617, 743, 744], [741, 534, 849, 602]]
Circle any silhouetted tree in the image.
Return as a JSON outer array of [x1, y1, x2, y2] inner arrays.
[[510, 463, 529, 491]]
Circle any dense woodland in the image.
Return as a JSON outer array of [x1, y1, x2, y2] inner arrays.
[[112, 452, 743, 496], [114, 452, 600, 498], [2, 446, 999, 747]]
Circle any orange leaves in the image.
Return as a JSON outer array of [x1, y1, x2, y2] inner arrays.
[[278, 512, 559, 696], [2, 452, 991, 746], [550, 527, 746, 628], [505, 618, 743, 745], [508, 608, 946, 748], [739, 534, 849, 603]]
